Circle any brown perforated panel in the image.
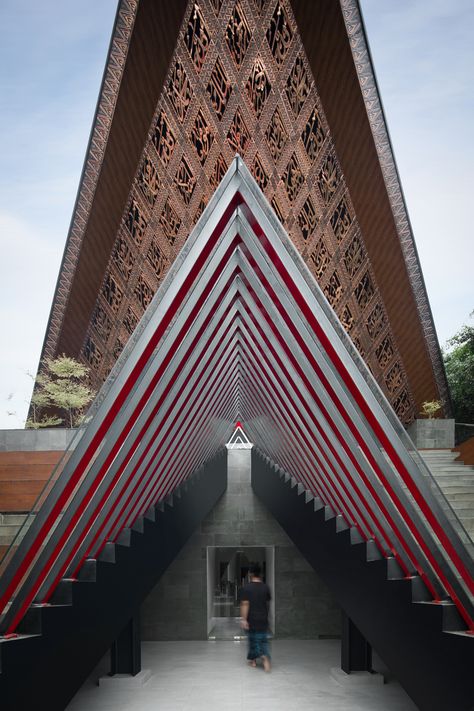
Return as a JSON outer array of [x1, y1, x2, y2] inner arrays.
[[80, 0, 416, 422]]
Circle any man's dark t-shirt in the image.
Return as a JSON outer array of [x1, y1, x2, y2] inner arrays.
[[239, 581, 271, 632]]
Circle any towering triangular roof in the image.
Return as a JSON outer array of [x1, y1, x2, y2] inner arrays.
[[38, 0, 449, 424]]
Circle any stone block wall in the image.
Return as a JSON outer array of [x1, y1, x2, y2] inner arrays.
[[141, 449, 341, 640], [0, 428, 76, 452], [407, 419, 455, 449]]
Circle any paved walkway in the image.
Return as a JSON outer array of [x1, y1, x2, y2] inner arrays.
[[67, 640, 417, 711]]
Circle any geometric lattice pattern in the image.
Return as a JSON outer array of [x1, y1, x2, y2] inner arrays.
[[80, 0, 415, 422]]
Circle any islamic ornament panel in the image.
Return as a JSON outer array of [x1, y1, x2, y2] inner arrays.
[[153, 111, 176, 166], [298, 197, 317, 242], [246, 59, 271, 117], [266, 107, 288, 161], [167, 61, 193, 123], [91, 305, 112, 341], [191, 109, 214, 164], [286, 55, 310, 117], [81, 0, 415, 422], [84, 336, 103, 370], [174, 156, 197, 205], [226, 2, 252, 67], [251, 153, 269, 190], [184, 3, 210, 72], [138, 157, 160, 206], [302, 109, 325, 163], [227, 108, 251, 155], [266, 3, 293, 65]]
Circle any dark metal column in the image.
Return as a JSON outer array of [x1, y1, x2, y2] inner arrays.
[[341, 610, 372, 674], [110, 610, 141, 676]]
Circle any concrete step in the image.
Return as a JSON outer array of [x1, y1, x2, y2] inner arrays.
[[420, 458, 463, 465], [426, 470, 474, 478], [419, 451, 458, 456], [456, 511, 474, 520], [418, 456, 469, 466], [0, 519, 32, 545], [435, 477, 472, 491], [448, 501, 474, 511], [441, 515, 473, 529], [442, 492, 474, 501], [419, 449, 474, 540], [419, 454, 473, 468], [0, 535, 17, 546], [420, 463, 474, 471], [429, 471, 474, 478], [0, 513, 28, 526], [419, 451, 460, 461], [455, 520, 474, 533], [0, 524, 24, 538]]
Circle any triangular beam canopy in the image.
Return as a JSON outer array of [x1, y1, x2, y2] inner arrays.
[[0, 158, 472, 635]]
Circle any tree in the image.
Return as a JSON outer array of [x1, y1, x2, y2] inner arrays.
[[26, 356, 95, 429], [420, 400, 442, 419], [443, 315, 474, 425]]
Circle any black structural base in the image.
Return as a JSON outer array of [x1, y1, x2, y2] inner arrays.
[[341, 611, 372, 674], [251, 449, 474, 711], [0, 449, 227, 711], [110, 610, 141, 676]]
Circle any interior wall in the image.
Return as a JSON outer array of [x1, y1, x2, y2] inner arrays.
[[141, 449, 341, 640]]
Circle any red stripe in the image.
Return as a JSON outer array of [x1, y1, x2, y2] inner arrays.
[[3, 203, 242, 632]]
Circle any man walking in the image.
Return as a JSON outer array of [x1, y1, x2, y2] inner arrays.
[[239, 563, 271, 672]]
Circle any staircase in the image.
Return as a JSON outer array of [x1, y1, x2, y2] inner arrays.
[[0, 446, 66, 561], [419, 450, 474, 539], [0, 514, 28, 560], [0, 452, 227, 711], [251, 449, 474, 711]]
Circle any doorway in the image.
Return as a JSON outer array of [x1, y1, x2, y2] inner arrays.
[[207, 546, 275, 640]]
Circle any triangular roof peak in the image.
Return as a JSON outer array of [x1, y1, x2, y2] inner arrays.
[[227, 421, 252, 448]]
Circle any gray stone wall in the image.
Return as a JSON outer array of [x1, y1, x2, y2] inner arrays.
[[407, 419, 455, 449], [0, 428, 77, 452], [141, 449, 341, 640]]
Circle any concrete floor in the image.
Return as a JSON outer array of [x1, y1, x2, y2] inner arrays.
[[67, 640, 418, 711]]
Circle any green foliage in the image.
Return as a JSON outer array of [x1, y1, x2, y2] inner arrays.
[[444, 316, 474, 425], [45, 356, 89, 380], [26, 355, 95, 429], [25, 414, 63, 430], [420, 400, 442, 419]]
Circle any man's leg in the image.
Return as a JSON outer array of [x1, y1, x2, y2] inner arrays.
[[247, 631, 258, 665], [260, 632, 271, 672]]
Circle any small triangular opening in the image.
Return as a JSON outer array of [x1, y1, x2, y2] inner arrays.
[[226, 422, 252, 449]]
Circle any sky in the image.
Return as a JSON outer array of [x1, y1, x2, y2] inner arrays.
[[0, 0, 472, 429]]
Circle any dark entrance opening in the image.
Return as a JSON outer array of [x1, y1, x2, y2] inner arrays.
[[207, 546, 275, 640]]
